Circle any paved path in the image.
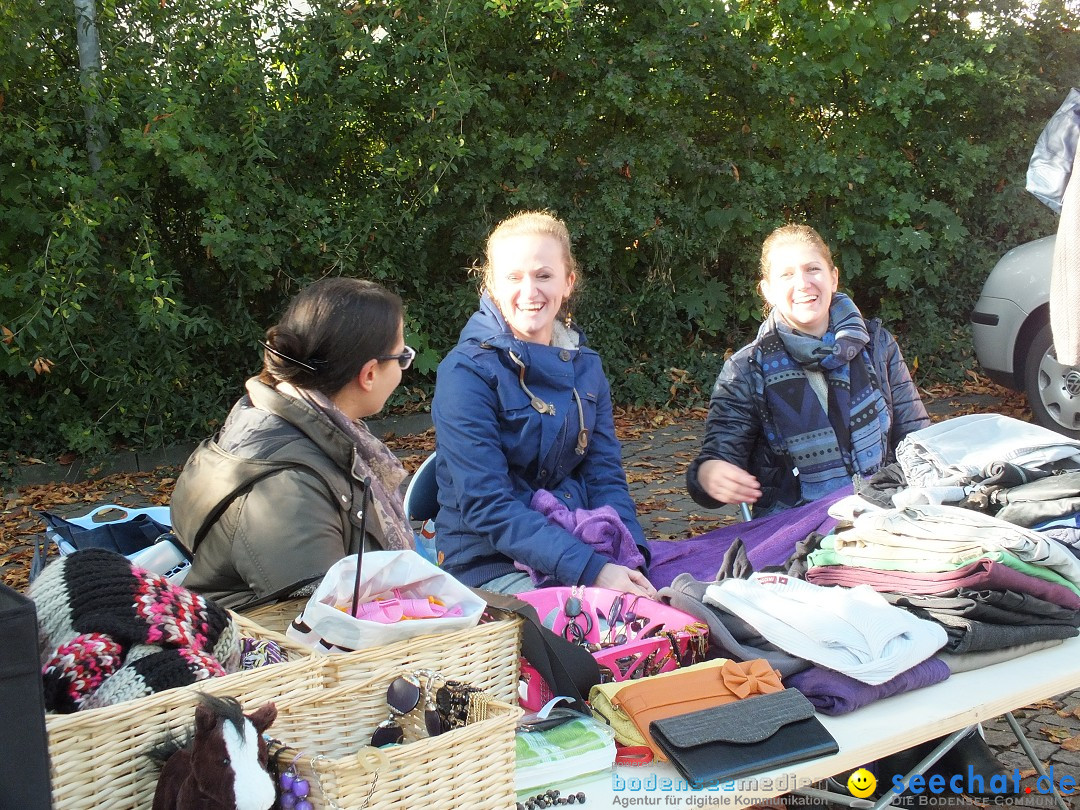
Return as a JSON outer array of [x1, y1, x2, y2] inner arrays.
[[14, 396, 1080, 807]]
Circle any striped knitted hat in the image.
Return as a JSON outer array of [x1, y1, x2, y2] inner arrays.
[[30, 548, 239, 713]]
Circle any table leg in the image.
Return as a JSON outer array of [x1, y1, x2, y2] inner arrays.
[[791, 726, 973, 810], [1004, 711, 1071, 810]]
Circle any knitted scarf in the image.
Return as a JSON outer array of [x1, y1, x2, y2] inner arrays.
[[30, 548, 240, 713], [755, 293, 890, 503], [280, 383, 414, 552]]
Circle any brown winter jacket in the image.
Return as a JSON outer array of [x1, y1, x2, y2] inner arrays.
[[171, 378, 385, 610]]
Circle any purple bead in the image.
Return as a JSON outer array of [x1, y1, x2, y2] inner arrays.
[[293, 778, 310, 798], [280, 771, 295, 791], [280, 792, 297, 809], [296, 802, 313, 810]]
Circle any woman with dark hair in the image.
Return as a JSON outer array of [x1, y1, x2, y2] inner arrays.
[[432, 210, 655, 597], [171, 277, 416, 609]]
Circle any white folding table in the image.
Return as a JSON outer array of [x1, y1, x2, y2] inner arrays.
[[563, 635, 1080, 809]]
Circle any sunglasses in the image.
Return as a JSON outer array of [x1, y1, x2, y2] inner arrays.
[[370, 672, 443, 747], [376, 345, 416, 370]]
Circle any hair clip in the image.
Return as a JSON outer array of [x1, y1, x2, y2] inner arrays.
[[259, 340, 324, 374]]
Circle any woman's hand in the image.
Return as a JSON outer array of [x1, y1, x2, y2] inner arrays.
[[594, 563, 657, 599], [697, 459, 762, 506]]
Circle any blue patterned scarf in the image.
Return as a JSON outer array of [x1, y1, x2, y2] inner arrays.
[[755, 293, 890, 503]]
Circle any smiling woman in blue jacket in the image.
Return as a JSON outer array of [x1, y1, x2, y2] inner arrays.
[[432, 211, 655, 597]]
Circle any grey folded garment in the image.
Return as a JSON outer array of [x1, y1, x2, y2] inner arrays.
[[883, 589, 1080, 626], [941, 617, 1075, 656], [658, 573, 811, 678], [883, 587, 1080, 654], [902, 612, 1076, 655], [935, 639, 1064, 674], [854, 461, 909, 509], [980, 460, 1054, 488]]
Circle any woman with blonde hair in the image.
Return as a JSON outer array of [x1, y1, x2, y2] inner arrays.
[[685, 225, 1013, 796], [688, 223, 930, 516], [432, 211, 655, 596]]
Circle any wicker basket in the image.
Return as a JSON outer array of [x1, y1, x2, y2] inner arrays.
[[245, 597, 524, 705], [269, 676, 521, 810], [46, 610, 316, 810], [45, 611, 523, 809], [244, 596, 307, 634], [323, 616, 523, 705]]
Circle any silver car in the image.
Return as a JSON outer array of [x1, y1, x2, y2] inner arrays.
[[970, 234, 1080, 438]]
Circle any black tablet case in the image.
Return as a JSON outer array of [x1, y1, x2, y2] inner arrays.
[[650, 688, 838, 788]]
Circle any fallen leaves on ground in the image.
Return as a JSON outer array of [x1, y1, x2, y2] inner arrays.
[[0, 377, 1028, 592], [2, 467, 181, 592], [920, 373, 1032, 424], [382, 426, 436, 454], [613, 405, 708, 442], [1062, 735, 1080, 753], [1041, 725, 1074, 744]]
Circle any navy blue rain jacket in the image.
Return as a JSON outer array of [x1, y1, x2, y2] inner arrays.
[[432, 294, 649, 587]]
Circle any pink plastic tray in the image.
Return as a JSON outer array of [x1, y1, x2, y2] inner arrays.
[[516, 586, 708, 710]]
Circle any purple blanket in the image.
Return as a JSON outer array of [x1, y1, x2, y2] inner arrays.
[[649, 487, 849, 589], [519, 489, 647, 586]]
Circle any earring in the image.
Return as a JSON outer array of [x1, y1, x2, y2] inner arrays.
[[278, 755, 312, 810], [564, 310, 573, 328], [416, 669, 446, 737]]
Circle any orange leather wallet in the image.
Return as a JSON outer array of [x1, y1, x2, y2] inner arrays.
[[611, 658, 784, 759]]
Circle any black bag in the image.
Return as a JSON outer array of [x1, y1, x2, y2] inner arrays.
[[38, 510, 171, 556], [649, 688, 838, 788], [0, 583, 53, 809]]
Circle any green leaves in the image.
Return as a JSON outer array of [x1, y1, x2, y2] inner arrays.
[[0, 0, 1073, 455]]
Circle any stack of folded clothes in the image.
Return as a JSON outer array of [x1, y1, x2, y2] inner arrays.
[[804, 505, 1080, 667], [659, 571, 953, 716]]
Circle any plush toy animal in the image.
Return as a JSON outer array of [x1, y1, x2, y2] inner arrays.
[[151, 693, 278, 810]]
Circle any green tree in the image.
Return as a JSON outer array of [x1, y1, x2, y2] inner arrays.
[[1, 0, 1076, 457]]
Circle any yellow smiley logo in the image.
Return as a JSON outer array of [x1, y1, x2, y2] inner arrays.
[[847, 768, 877, 798]]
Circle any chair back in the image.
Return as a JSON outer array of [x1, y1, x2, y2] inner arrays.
[[403, 452, 439, 522]]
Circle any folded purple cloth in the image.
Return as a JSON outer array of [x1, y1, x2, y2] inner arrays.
[[518, 489, 646, 586], [787, 656, 951, 715], [648, 487, 849, 589], [805, 560, 1080, 611]]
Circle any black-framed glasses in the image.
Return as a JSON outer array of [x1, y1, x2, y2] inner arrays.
[[377, 345, 416, 370], [370, 672, 443, 747]]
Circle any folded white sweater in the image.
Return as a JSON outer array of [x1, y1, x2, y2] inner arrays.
[[704, 573, 947, 685]]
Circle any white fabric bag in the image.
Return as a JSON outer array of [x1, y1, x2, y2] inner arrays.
[[285, 550, 485, 653]]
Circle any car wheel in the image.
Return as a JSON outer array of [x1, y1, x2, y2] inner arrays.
[[1022, 322, 1080, 439]]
